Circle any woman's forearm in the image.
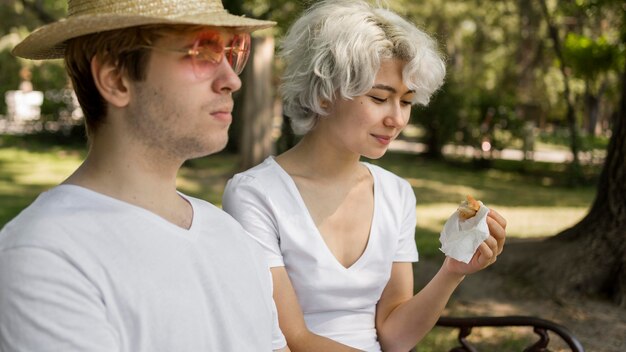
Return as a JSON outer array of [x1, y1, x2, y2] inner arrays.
[[377, 265, 465, 352], [287, 330, 363, 352]]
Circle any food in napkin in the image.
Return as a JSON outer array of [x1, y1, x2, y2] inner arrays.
[[439, 195, 490, 264]]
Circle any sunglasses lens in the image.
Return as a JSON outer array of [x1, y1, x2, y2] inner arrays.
[[190, 32, 251, 78], [228, 33, 251, 75]]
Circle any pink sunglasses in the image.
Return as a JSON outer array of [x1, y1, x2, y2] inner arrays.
[[145, 30, 251, 77]]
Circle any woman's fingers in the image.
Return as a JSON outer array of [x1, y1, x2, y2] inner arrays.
[[488, 209, 507, 229], [487, 210, 506, 255], [484, 235, 498, 255], [477, 242, 494, 266]]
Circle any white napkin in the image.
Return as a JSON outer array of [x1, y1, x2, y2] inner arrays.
[[439, 202, 490, 264]]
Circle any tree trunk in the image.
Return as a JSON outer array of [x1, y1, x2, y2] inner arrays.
[[498, 52, 626, 307], [538, 0, 581, 181], [238, 36, 275, 171], [584, 88, 600, 135]]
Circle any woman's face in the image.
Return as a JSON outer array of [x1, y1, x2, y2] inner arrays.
[[319, 59, 415, 159]]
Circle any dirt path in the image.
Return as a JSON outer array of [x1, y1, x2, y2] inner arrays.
[[415, 259, 626, 351]]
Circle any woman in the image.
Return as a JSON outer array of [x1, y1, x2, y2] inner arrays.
[[223, 1, 507, 351]]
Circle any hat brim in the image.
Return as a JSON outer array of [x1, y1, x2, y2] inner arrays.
[[13, 11, 276, 60]]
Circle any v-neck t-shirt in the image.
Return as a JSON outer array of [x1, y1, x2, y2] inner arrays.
[[0, 185, 285, 351], [223, 157, 418, 351]]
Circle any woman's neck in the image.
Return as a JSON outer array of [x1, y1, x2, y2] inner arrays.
[[276, 131, 364, 182]]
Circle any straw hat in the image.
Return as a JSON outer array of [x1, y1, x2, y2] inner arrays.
[[13, 0, 276, 60]]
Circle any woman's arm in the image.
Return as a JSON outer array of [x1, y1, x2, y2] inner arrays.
[[375, 261, 463, 352], [376, 209, 507, 352], [271, 267, 362, 352]]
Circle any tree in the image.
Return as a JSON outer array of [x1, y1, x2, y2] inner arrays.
[[539, 0, 582, 179], [564, 35, 616, 136], [498, 0, 626, 306], [237, 36, 276, 170], [224, 0, 305, 167]]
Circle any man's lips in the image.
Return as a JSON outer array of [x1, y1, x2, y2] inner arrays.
[[211, 107, 233, 122]]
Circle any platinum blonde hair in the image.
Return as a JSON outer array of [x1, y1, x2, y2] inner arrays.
[[280, 0, 446, 135]]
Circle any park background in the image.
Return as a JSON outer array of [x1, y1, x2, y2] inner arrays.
[[0, 0, 624, 351]]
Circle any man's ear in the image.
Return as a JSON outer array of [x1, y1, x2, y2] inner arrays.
[[91, 56, 131, 108]]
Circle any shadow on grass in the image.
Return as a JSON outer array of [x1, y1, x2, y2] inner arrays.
[[418, 325, 539, 352]]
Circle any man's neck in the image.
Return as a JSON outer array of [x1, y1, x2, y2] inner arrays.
[[64, 134, 194, 230]]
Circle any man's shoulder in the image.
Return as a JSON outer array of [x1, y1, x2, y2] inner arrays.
[[0, 185, 135, 252], [186, 195, 268, 260], [0, 187, 80, 250], [184, 194, 248, 233]]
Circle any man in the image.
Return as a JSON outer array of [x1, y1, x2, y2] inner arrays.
[[0, 0, 288, 351]]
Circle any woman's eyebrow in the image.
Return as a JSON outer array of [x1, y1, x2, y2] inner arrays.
[[371, 84, 415, 95]]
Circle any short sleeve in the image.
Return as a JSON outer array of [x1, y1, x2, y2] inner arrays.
[[268, 272, 287, 350], [223, 175, 285, 267], [0, 247, 118, 351], [393, 181, 419, 262]]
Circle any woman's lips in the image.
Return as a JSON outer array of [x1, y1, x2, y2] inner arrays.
[[372, 134, 392, 145]]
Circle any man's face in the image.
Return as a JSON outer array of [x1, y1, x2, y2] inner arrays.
[[124, 28, 244, 161]]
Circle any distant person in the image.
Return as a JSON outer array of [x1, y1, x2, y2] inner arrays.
[[0, 0, 288, 351], [18, 67, 33, 92], [223, 1, 507, 351]]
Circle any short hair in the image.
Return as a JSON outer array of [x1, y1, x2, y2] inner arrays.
[[64, 25, 203, 139], [280, 0, 446, 135]]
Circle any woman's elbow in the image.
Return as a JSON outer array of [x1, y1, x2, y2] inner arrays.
[[377, 326, 423, 352]]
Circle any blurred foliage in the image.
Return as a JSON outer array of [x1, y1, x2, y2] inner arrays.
[[411, 79, 464, 158], [564, 34, 623, 81], [0, 0, 624, 177]]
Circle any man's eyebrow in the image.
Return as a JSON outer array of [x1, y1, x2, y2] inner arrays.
[[371, 84, 415, 95]]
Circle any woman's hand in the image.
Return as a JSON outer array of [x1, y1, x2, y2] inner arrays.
[[444, 209, 507, 275]]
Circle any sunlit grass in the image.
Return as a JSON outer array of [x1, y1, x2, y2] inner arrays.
[[0, 145, 84, 225], [365, 152, 596, 260], [416, 203, 589, 238]]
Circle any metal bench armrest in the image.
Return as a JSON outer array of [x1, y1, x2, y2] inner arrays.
[[435, 316, 585, 352]]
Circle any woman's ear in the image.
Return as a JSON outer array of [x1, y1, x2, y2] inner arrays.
[[91, 56, 131, 108]]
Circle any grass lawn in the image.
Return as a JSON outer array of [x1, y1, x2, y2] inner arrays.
[[0, 141, 597, 238], [0, 137, 597, 255]]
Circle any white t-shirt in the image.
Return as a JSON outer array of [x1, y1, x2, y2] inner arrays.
[[223, 157, 419, 351], [0, 185, 286, 351]]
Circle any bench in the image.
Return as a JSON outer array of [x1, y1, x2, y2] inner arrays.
[[434, 315, 585, 351]]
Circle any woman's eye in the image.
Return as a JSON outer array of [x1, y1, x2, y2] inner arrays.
[[369, 96, 386, 103], [401, 100, 412, 106]]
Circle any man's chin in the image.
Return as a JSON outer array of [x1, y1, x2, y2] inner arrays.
[[196, 138, 229, 159]]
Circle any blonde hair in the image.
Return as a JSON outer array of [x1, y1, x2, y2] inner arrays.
[[280, 0, 446, 134]]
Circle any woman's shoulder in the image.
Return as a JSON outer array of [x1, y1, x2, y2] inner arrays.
[[362, 161, 412, 190], [226, 157, 293, 197], [229, 157, 281, 184]]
